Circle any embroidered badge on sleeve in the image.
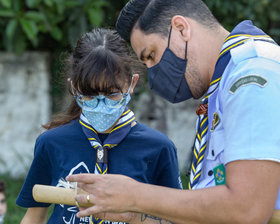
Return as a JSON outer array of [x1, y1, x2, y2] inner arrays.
[[229, 75, 267, 94]]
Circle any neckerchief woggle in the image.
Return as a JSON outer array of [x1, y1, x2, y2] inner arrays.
[[79, 107, 135, 223], [189, 20, 278, 190]]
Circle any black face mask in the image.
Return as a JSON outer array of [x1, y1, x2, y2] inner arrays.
[[147, 27, 193, 103]]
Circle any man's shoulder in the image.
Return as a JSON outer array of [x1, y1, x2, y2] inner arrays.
[[220, 41, 280, 94], [230, 38, 280, 66]]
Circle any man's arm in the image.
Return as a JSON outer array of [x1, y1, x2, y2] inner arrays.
[[92, 212, 173, 224], [140, 214, 172, 224], [67, 160, 280, 224], [132, 160, 279, 224]]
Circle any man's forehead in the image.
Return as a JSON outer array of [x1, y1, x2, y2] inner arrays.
[[130, 29, 148, 57], [130, 29, 166, 59]]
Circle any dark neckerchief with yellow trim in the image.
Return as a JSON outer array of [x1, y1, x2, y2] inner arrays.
[[79, 107, 135, 223], [188, 20, 277, 190]]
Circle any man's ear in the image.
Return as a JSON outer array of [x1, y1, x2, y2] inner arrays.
[[171, 15, 191, 42], [129, 74, 139, 94]]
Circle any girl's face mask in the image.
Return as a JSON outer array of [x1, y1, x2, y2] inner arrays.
[[73, 76, 134, 132]]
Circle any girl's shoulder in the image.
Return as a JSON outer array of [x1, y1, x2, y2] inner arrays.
[[37, 119, 81, 143]]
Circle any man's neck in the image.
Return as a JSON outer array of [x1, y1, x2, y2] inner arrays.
[[207, 26, 230, 82]]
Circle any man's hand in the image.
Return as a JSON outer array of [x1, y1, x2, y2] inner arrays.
[[66, 173, 138, 216], [67, 160, 280, 224]]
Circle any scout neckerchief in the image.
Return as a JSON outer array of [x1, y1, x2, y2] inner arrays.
[[79, 107, 135, 224], [188, 20, 277, 190]]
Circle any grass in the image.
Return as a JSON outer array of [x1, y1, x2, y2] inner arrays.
[[0, 175, 27, 223], [180, 173, 189, 189], [0, 173, 188, 223], [0, 174, 55, 223]]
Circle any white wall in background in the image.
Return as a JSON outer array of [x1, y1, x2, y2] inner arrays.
[[0, 52, 51, 177]]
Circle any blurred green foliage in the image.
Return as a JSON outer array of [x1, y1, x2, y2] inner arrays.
[[205, 0, 280, 43], [0, 0, 279, 55], [0, 0, 128, 54]]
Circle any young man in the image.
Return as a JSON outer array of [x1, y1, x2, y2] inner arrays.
[[67, 0, 280, 223]]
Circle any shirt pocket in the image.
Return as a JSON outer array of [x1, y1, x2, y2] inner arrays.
[[207, 129, 225, 162], [200, 130, 225, 188]]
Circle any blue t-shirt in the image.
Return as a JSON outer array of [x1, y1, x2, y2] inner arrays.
[[16, 119, 182, 224]]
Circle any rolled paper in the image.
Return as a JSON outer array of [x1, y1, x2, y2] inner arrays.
[[32, 184, 93, 207]]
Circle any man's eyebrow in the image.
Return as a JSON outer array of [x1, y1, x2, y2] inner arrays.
[[140, 48, 147, 61]]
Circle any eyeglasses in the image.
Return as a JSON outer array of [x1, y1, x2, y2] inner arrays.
[[71, 75, 134, 109]]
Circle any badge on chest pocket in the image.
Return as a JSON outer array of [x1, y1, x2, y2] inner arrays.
[[211, 112, 220, 132]]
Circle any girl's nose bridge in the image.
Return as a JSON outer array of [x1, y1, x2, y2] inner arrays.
[[96, 94, 105, 100]]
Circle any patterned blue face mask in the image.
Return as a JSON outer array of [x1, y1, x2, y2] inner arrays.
[[74, 77, 134, 132]]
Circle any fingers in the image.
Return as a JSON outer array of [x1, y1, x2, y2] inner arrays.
[[75, 193, 93, 206], [76, 182, 99, 195], [66, 173, 99, 184], [75, 194, 100, 218], [76, 206, 101, 218]]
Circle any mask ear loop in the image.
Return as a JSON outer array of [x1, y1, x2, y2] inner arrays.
[[69, 80, 75, 96], [167, 26, 173, 48], [126, 74, 135, 95], [184, 42, 188, 60]]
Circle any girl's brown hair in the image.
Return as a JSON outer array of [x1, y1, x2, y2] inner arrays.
[[43, 28, 138, 130]]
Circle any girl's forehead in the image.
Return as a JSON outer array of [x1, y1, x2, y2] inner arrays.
[[74, 74, 130, 95], [90, 74, 129, 89]]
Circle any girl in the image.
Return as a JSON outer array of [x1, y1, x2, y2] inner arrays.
[[16, 28, 182, 224]]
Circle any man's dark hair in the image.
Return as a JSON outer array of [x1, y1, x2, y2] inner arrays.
[[116, 0, 219, 42]]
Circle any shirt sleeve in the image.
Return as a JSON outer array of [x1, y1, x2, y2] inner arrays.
[[221, 58, 280, 164], [16, 135, 52, 207], [155, 141, 183, 189]]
